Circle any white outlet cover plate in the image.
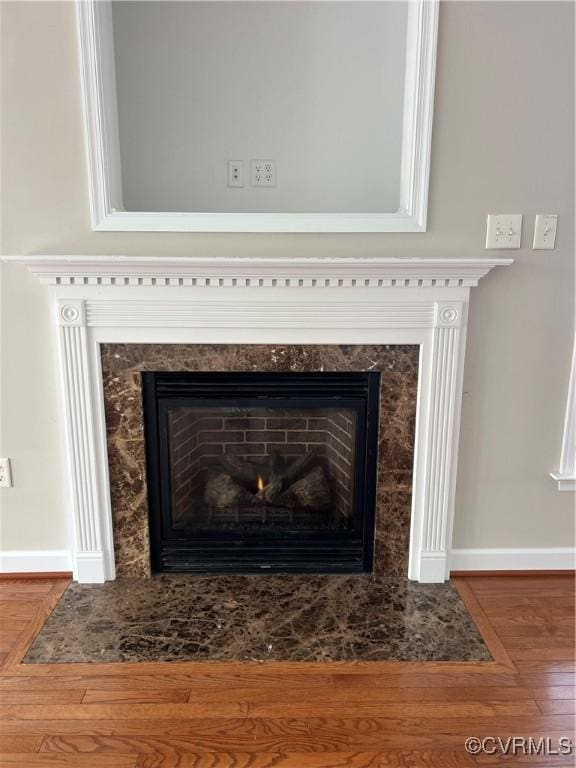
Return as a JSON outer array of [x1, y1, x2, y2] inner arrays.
[[533, 214, 558, 249], [227, 161, 244, 188], [250, 160, 276, 187], [486, 214, 522, 249]]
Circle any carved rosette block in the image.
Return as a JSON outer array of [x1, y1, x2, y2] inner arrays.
[[58, 301, 85, 327], [435, 303, 461, 328]]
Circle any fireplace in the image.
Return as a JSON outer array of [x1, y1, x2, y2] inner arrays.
[[142, 371, 380, 573], [12, 254, 512, 582]]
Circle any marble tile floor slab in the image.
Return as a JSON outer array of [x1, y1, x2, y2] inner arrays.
[[24, 575, 491, 664]]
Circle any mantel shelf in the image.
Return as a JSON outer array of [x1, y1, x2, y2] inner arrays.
[[3, 255, 513, 288]]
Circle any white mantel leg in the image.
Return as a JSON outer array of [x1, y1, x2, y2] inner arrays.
[[56, 299, 106, 582], [412, 302, 468, 582]]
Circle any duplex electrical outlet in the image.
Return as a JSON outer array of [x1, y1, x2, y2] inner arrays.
[[250, 160, 276, 187], [0, 458, 12, 488]]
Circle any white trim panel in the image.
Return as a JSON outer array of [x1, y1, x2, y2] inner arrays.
[[550, 474, 576, 492], [551, 337, 576, 491], [0, 550, 72, 573], [451, 548, 576, 572]]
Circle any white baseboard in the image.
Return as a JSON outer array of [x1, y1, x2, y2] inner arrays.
[[1, 547, 573, 577], [451, 547, 576, 572], [0, 549, 72, 573]]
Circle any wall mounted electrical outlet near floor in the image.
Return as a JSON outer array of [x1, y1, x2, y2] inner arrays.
[[250, 160, 276, 187], [485, 214, 522, 249], [533, 214, 558, 249], [0, 458, 12, 487]]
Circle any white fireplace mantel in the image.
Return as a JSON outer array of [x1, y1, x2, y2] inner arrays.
[[6, 255, 512, 583]]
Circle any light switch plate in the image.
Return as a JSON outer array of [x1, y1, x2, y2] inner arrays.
[[0, 458, 12, 488], [486, 214, 522, 249], [533, 214, 558, 249]]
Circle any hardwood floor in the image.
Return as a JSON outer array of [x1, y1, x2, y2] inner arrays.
[[0, 575, 574, 767]]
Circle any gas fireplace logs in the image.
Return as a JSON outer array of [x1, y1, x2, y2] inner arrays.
[[204, 452, 332, 512]]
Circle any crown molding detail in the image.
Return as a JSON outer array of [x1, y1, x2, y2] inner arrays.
[[7, 254, 513, 583], [4, 255, 512, 288]]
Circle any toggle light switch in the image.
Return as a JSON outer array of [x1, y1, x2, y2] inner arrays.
[[533, 214, 558, 250], [485, 214, 522, 249]]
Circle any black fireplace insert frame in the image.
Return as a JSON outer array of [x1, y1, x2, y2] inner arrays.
[[142, 371, 380, 574]]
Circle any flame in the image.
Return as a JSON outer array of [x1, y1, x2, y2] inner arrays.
[[256, 475, 265, 492]]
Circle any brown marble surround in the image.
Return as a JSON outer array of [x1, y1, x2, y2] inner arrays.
[[101, 344, 419, 577]]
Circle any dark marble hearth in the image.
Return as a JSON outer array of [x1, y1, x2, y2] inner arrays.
[[25, 576, 491, 664]]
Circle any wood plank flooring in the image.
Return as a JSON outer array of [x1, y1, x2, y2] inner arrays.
[[0, 575, 574, 767]]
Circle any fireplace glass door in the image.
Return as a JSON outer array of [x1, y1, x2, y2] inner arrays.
[[143, 372, 379, 573]]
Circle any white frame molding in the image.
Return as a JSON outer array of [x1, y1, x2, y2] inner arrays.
[[77, 0, 439, 233], [550, 337, 576, 491], [6, 256, 512, 583]]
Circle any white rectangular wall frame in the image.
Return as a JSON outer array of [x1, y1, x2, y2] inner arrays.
[[77, 0, 438, 233], [6, 256, 512, 582]]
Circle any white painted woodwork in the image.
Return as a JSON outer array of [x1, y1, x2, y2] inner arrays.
[[0, 550, 73, 574], [551, 337, 576, 491], [6, 255, 512, 582], [451, 548, 576, 572], [9, 255, 507, 288], [4, 546, 575, 575]]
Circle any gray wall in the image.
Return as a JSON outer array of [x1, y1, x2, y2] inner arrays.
[[1, 1, 574, 554], [112, 1, 407, 213]]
